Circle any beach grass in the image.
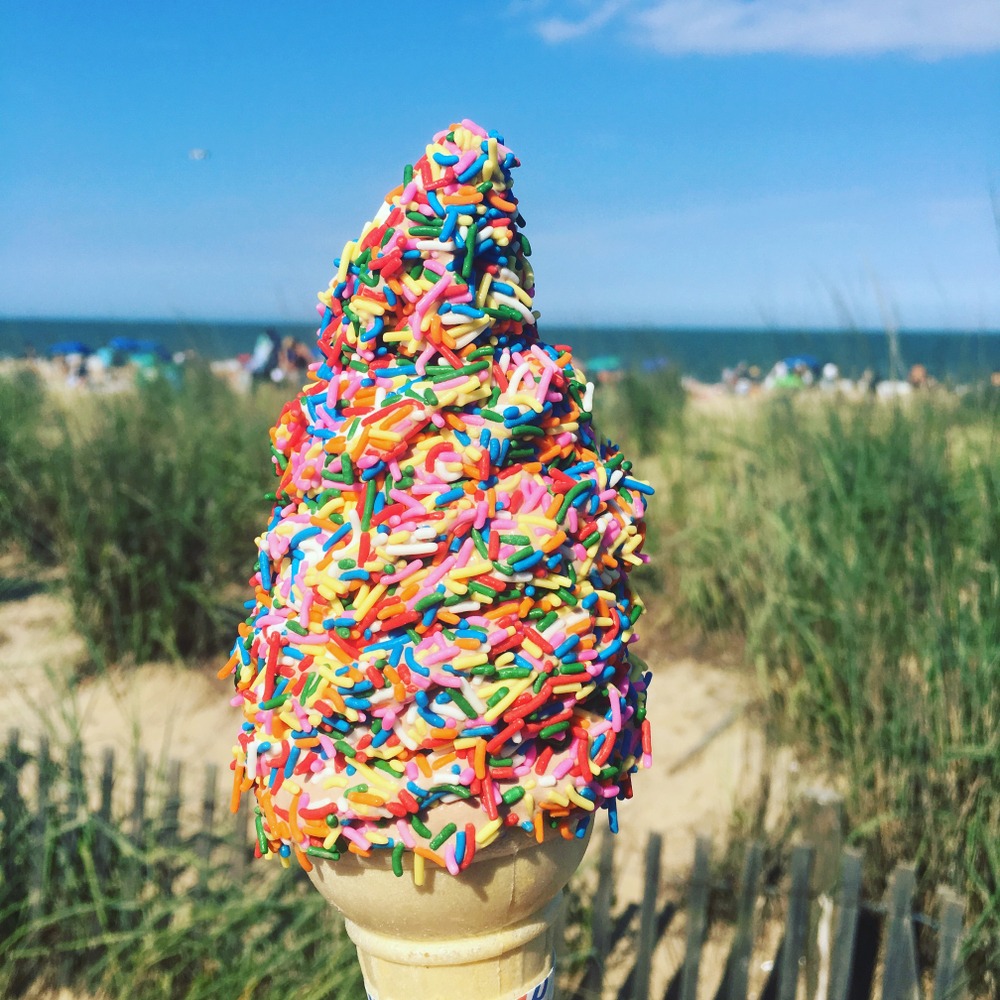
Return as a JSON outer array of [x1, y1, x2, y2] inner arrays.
[[634, 387, 1000, 989], [1, 363, 998, 989]]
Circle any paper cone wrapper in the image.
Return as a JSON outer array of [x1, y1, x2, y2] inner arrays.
[[308, 825, 591, 1000]]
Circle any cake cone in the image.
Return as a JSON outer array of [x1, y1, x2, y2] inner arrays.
[[308, 828, 590, 1000]]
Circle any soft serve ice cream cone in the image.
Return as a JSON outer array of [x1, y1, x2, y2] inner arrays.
[[222, 120, 653, 999]]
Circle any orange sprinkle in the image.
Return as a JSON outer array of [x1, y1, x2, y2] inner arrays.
[[289, 793, 306, 843], [431, 751, 457, 770], [347, 791, 386, 807], [229, 765, 244, 814], [533, 811, 545, 843], [293, 843, 314, 872], [217, 650, 240, 680], [415, 754, 432, 778], [474, 739, 487, 780], [541, 530, 567, 553], [348, 842, 372, 858], [414, 846, 447, 867]]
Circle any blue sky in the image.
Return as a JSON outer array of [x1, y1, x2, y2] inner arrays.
[[2, 1, 999, 330]]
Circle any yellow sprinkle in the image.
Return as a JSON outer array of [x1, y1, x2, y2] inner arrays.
[[336, 241, 356, 283], [565, 786, 596, 811], [476, 273, 493, 307], [452, 561, 494, 580], [475, 818, 503, 846], [483, 677, 534, 722], [543, 790, 570, 808], [412, 851, 425, 887], [453, 652, 489, 671]]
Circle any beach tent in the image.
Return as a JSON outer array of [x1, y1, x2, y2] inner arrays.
[[584, 355, 622, 373], [106, 336, 172, 362], [48, 340, 93, 356]]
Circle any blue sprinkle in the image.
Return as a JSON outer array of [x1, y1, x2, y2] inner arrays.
[[258, 553, 272, 590], [621, 476, 655, 496], [322, 522, 352, 551], [457, 153, 488, 183], [290, 526, 322, 549]]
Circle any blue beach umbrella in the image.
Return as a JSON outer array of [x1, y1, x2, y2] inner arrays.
[[48, 340, 93, 356]]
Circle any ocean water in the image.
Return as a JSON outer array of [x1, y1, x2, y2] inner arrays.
[[3, 317, 1000, 385]]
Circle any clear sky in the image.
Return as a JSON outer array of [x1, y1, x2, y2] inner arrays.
[[2, 1, 999, 330]]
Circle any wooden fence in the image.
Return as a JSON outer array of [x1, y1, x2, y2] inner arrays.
[[0, 733, 969, 1000], [564, 826, 968, 1000]]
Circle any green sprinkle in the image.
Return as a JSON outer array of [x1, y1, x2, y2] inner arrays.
[[392, 841, 405, 877], [335, 740, 356, 758], [449, 690, 479, 719], [486, 686, 510, 708], [361, 477, 377, 531], [501, 786, 525, 805], [539, 721, 571, 738], [259, 693, 288, 710], [305, 846, 342, 861], [255, 809, 268, 853], [429, 823, 458, 850], [411, 816, 432, 839]]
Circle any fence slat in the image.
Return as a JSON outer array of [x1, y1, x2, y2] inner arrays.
[[777, 844, 814, 1000], [800, 789, 843, 1000], [632, 832, 663, 1000], [156, 759, 182, 905], [230, 792, 251, 881], [881, 864, 920, 1000], [724, 841, 764, 1000], [828, 849, 864, 1000], [94, 747, 115, 882], [30, 736, 51, 921], [123, 751, 148, 926], [679, 836, 712, 1000], [932, 888, 966, 1000], [197, 762, 218, 885], [581, 828, 616, 999]]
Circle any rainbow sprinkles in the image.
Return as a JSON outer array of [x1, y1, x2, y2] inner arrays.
[[222, 119, 653, 883]]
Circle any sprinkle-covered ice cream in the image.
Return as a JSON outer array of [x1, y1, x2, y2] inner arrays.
[[223, 120, 653, 879]]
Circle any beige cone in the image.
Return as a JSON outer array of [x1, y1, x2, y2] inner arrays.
[[308, 824, 591, 1000]]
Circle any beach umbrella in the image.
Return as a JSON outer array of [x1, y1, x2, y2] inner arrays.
[[107, 335, 144, 354], [48, 340, 93, 356]]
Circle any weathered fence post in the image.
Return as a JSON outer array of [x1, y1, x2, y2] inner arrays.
[[123, 751, 148, 927], [799, 788, 843, 1000], [778, 844, 814, 1000], [881, 864, 921, 1000], [29, 735, 51, 922], [581, 828, 615, 999], [94, 746, 115, 882], [679, 835, 712, 1000], [725, 840, 764, 1000], [632, 831, 662, 1000], [230, 792, 251, 881], [932, 888, 966, 1000], [827, 849, 863, 1000]]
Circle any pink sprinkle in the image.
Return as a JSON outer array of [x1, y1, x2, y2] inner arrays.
[[396, 820, 416, 848], [340, 827, 372, 850]]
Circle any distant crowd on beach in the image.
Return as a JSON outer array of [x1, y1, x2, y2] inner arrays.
[[5, 329, 999, 402], [696, 355, 969, 400]]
